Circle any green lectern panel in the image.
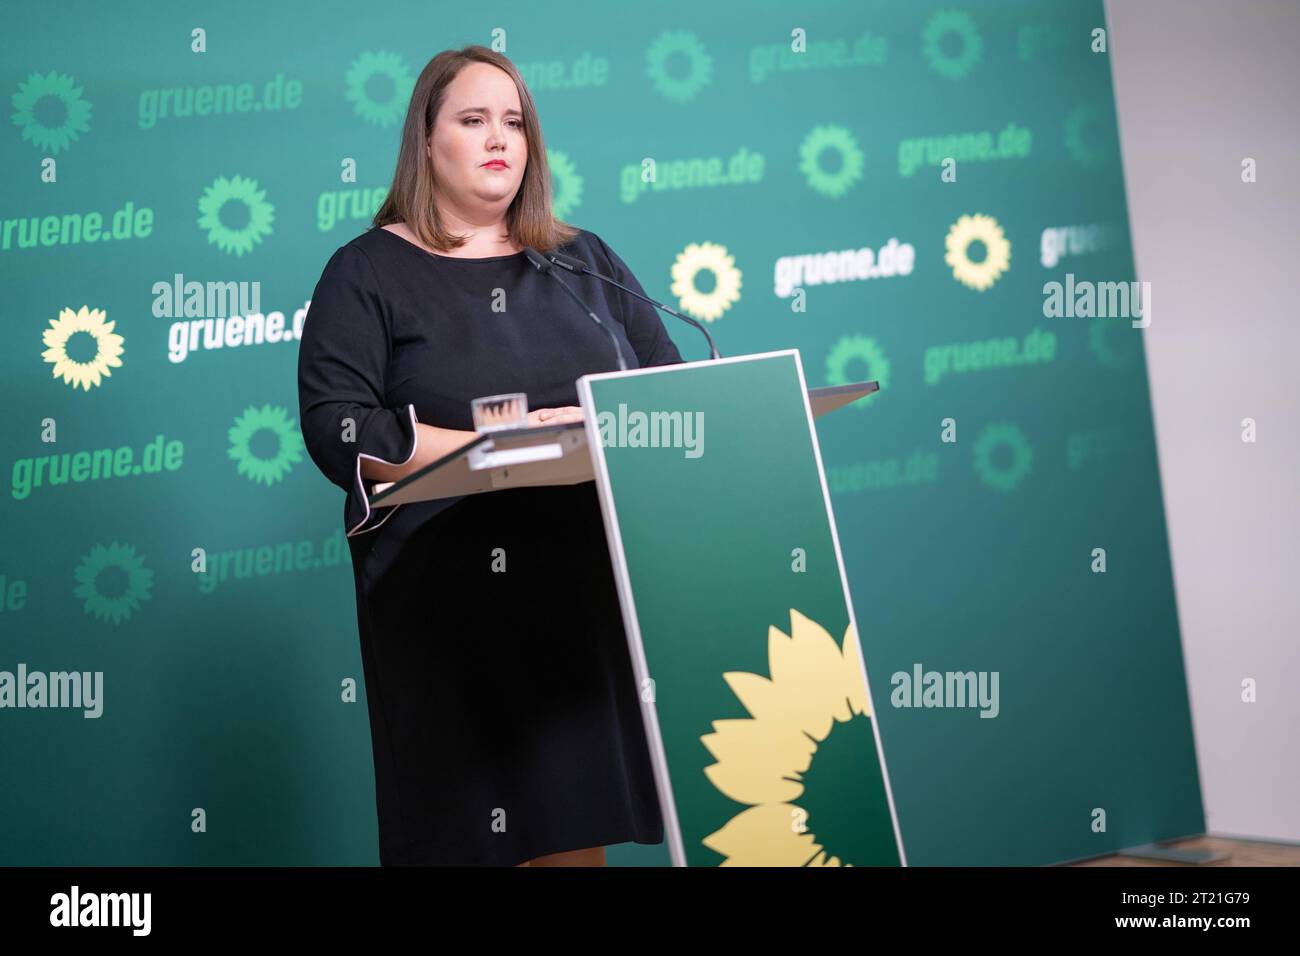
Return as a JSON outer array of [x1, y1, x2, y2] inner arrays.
[[579, 350, 904, 867]]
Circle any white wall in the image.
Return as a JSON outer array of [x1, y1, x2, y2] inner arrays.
[[1106, 0, 1300, 842]]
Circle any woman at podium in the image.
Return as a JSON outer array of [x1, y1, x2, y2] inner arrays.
[[297, 46, 682, 867]]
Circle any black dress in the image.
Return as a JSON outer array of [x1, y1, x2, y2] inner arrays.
[[297, 225, 682, 866]]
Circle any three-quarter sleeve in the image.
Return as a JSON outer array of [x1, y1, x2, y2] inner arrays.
[[298, 242, 419, 537], [590, 233, 685, 368]]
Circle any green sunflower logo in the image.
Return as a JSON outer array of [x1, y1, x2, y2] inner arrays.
[[1090, 319, 1139, 370], [344, 50, 415, 127], [227, 404, 305, 486], [197, 175, 275, 257], [646, 30, 713, 102], [10, 70, 93, 153], [74, 542, 153, 625], [972, 422, 1033, 493], [1065, 101, 1115, 168], [41, 305, 124, 391], [547, 149, 583, 220], [670, 241, 742, 322], [922, 10, 984, 80], [798, 125, 865, 199], [825, 335, 889, 409], [701, 610, 900, 866]]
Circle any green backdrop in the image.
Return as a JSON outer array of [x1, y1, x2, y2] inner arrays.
[[0, 0, 1201, 865]]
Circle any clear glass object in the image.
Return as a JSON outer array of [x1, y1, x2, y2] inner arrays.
[[471, 392, 528, 433]]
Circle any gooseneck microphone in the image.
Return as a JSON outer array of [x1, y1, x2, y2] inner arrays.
[[522, 247, 628, 371], [544, 249, 722, 360]]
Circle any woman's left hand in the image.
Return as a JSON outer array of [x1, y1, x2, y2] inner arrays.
[[529, 406, 584, 426]]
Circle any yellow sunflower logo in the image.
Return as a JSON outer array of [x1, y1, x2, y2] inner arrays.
[[702, 609, 897, 867], [670, 241, 742, 322], [41, 305, 124, 390], [944, 213, 1010, 291]]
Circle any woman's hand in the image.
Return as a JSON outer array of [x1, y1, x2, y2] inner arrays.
[[527, 406, 584, 427]]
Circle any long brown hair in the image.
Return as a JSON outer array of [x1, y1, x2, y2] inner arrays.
[[372, 46, 579, 253]]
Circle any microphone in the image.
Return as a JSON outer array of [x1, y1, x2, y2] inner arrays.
[[545, 249, 721, 360], [522, 247, 628, 371]]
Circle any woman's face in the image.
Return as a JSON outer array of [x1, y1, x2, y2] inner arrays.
[[428, 62, 527, 215]]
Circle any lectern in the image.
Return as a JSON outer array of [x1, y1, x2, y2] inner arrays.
[[369, 349, 906, 867]]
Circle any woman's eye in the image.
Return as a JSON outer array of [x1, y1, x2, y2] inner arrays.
[[464, 117, 523, 129]]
